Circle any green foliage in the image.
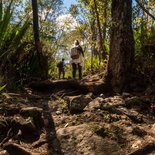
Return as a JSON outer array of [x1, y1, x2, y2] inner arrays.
[[84, 55, 103, 74], [0, 0, 13, 48], [0, 0, 154, 83], [63, 64, 72, 79], [0, 85, 6, 92], [69, 4, 79, 18], [48, 61, 58, 78], [0, 0, 31, 88], [0, 1, 30, 59], [134, 28, 142, 56]]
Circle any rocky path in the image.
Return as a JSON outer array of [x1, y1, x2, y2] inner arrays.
[[0, 80, 155, 155]]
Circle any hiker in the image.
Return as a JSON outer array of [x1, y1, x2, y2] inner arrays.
[[70, 40, 84, 80], [57, 58, 65, 79]]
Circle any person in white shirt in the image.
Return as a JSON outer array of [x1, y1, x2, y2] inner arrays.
[[70, 40, 84, 79]]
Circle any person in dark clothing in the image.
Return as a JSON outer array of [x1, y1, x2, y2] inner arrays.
[[57, 58, 65, 79], [70, 40, 84, 80]]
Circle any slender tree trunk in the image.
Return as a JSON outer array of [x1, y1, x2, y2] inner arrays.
[[31, 0, 48, 79], [0, 0, 2, 21], [103, 0, 108, 41], [93, 0, 106, 60], [90, 17, 98, 72], [135, 0, 155, 20], [32, 0, 41, 54], [107, 0, 135, 92], [140, 10, 145, 50], [102, 0, 108, 60], [135, 2, 141, 29]]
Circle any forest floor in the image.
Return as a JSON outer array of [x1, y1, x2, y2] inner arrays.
[[0, 74, 155, 155]]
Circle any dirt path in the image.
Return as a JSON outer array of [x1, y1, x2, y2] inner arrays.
[[0, 80, 155, 155]]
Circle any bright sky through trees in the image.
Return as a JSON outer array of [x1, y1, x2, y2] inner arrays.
[[63, 0, 77, 9]]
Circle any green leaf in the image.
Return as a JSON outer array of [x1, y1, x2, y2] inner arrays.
[[0, 0, 13, 47], [0, 84, 6, 92]]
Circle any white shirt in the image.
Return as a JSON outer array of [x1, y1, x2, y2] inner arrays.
[[70, 45, 84, 66]]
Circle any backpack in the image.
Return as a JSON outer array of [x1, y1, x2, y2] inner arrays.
[[57, 61, 63, 68], [71, 46, 81, 59]]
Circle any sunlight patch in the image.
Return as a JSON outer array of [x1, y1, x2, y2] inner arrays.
[[56, 14, 79, 31]]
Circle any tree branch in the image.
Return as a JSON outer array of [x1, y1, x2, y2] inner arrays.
[[135, 0, 155, 21]]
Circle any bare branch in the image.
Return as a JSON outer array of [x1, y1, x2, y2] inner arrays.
[[135, 0, 155, 21]]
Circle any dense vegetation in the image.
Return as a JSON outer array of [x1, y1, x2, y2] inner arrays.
[[0, 0, 155, 92], [0, 1, 155, 155]]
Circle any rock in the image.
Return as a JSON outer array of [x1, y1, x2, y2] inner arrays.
[[151, 123, 155, 132], [0, 119, 10, 135], [122, 92, 132, 98], [65, 94, 92, 112], [86, 96, 125, 114], [151, 96, 155, 102], [104, 96, 125, 106], [0, 105, 20, 116], [125, 96, 152, 112], [132, 127, 147, 137], [18, 117, 40, 141], [57, 124, 123, 155], [99, 94, 105, 98], [0, 150, 8, 155], [145, 84, 155, 95], [125, 96, 142, 108], [20, 107, 44, 129], [64, 123, 69, 128], [6, 107, 20, 116], [56, 111, 62, 115], [20, 107, 43, 117], [151, 105, 155, 116], [2, 93, 11, 99], [84, 97, 105, 111]]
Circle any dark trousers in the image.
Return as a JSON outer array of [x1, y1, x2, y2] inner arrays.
[[72, 63, 82, 79], [58, 68, 65, 79]]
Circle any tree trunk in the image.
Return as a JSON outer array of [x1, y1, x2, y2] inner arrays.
[[31, 0, 48, 79], [103, 0, 108, 41], [107, 0, 135, 92], [90, 17, 98, 72], [0, 0, 2, 21], [93, 0, 106, 60], [140, 9, 145, 50], [102, 0, 108, 61], [32, 0, 40, 53]]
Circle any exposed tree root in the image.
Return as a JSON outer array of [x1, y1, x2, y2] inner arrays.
[[28, 79, 110, 95], [129, 141, 155, 155], [3, 143, 32, 155], [32, 139, 47, 148]]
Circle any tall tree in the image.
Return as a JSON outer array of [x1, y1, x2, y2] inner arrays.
[[102, 0, 108, 42], [0, 0, 2, 21], [32, 0, 40, 53], [93, 0, 105, 60], [31, 0, 48, 79], [107, 0, 135, 92]]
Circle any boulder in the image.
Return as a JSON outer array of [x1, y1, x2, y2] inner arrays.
[[65, 94, 92, 112], [57, 124, 123, 155], [20, 107, 44, 129], [84, 97, 105, 111], [125, 96, 142, 108]]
